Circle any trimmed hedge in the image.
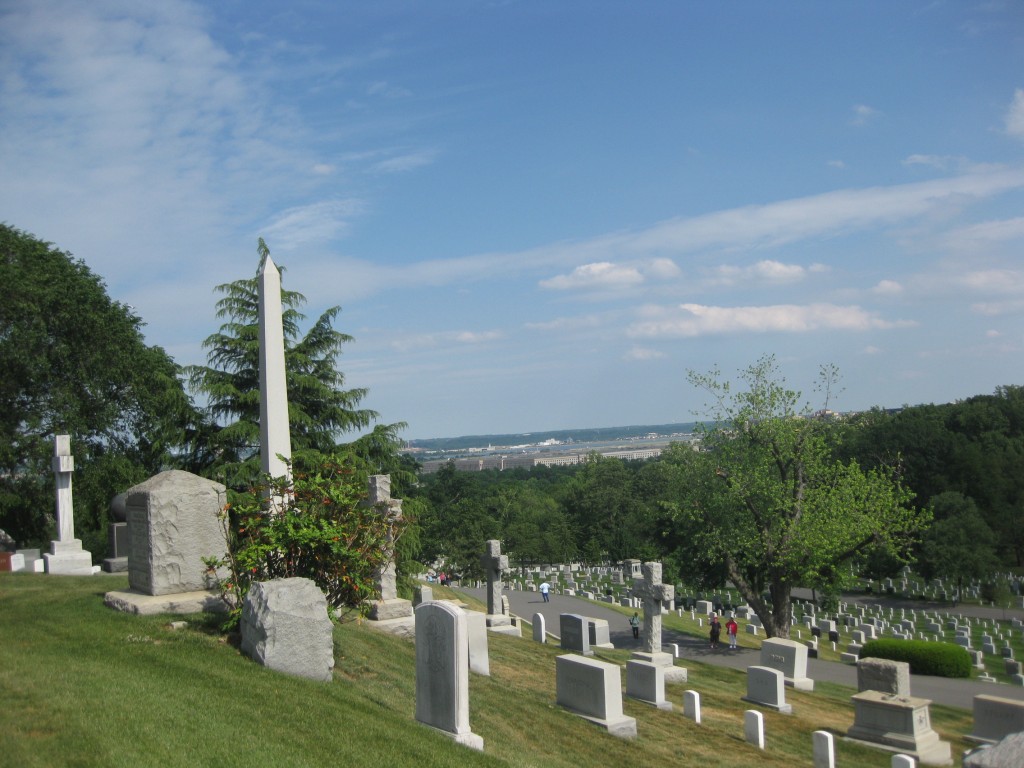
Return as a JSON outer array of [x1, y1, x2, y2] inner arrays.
[[859, 639, 970, 678]]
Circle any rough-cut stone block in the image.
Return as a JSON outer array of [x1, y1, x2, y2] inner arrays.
[[858, 657, 911, 696], [125, 470, 225, 596], [963, 732, 1024, 768], [241, 578, 334, 682]]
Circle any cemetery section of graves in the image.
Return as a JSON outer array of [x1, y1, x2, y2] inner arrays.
[[0, 573, 981, 768], [496, 565, 1024, 685]]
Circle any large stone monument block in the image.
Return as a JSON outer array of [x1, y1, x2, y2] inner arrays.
[[240, 578, 334, 682], [125, 470, 225, 596]]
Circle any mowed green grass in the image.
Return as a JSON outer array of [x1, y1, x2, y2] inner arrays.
[[0, 575, 974, 767]]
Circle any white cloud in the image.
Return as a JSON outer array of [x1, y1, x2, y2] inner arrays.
[[312, 163, 335, 175], [862, 346, 883, 355], [624, 346, 665, 361], [1006, 88, 1024, 140], [525, 314, 605, 332], [828, 159, 846, 169], [646, 257, 682, 279], [986, 329, 1001, 338], [540, 262, 644, 290], [388, 328, 503, 352], [627, 302, 913, 338], [961, 269, 1024, 294], [851, 104, 881, 126], [872, 279, 904, 295]]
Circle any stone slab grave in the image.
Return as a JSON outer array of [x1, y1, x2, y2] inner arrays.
[[760, 637, 814, 691], [626, 658, 672, 711], [415, 601, 484, 751], [556, 654, 637, 739], [481, 540, 519, 636], [966, 694, 1024, 744], [43, 435, 95, 576], [240, 577, 334, 682], [846, 690, 952, 765], [742, 665, 792, 714], [588, 618, 614, 650], [532, 612, 547, 643], [104, 470, 229, 615], [631, 561, 686, 683], [365, 475, 413, 624], [560, 613, 592, 656], [465, 611, 490, 676]]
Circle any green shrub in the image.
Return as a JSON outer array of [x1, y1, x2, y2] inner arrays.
[[204, 453, 408, 629], [859, 639, 970, 678]]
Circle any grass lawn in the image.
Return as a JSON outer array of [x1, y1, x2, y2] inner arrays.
[[1, 574, 975, 767]]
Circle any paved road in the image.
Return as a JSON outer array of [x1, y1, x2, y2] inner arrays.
[[458, 586, 1024, 711]]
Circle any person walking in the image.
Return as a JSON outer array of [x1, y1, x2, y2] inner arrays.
[[709, 613, 722, 649], [726, 616, 738, 649], [539, 581, 550, 602], [629, 612, 641, 639]]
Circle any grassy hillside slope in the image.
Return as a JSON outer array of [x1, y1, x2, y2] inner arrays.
[[0, 574, 972, 767]]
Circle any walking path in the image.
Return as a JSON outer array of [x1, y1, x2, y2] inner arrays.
[[458, 586, 1024, 711]]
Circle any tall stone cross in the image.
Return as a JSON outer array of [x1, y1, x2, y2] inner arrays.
[[633, 561, 674, 654], [53, 434, 75, 542], [258, 253, 292, 481], [43, 434, 93, 575], [480, 540, 508, 617], [366, 475, 412, 621]]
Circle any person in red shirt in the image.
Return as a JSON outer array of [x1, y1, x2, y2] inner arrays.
[[726, 617, 739, 649]]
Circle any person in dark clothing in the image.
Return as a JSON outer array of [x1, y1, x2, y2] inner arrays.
[[629, 612, 640, 639], [709, 613, 722, 649]]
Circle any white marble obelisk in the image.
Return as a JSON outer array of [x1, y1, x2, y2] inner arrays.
[[43, 434, 94, 575], [258, 254, 292, 482]]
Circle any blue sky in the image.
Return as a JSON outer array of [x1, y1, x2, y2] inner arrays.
[[2, 1, 1023, 439]]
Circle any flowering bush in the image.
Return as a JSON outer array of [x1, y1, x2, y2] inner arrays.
[[205, 453, 407, 629]]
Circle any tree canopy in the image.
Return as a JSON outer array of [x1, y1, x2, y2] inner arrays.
[[0, 224, 201, 551], [655, 356, 926, 638]]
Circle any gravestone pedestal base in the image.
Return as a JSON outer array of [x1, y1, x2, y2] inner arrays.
[[485, 614, 522, 636], [104, 589, 229, 616], [43, 539, 94, 576], [426, 726, 484, 752], [631, 650, 688, 683], [102, 557, 128, 573], [368, 597, 412, 621], [846, 691, 952, 766]]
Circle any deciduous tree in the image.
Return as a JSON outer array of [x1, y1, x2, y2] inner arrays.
[[658, 355, 925, 638]]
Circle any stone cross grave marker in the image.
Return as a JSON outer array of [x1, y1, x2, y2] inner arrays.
[[366, 475, 412, 621], [481, 539, 508, 617], [632, 561, 674, 654], [43, 435, 93, 575]]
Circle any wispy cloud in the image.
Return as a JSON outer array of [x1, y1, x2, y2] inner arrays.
[[261, 199, 364, 249], [373, 148, 439, 173], [624, 346, 665, 361], [627, 303, 913, 338], [872, 279, 904, 296], [851, 104, 881, 126], [1006, 88, 1024, 140], [705, 259, 813, 286]]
